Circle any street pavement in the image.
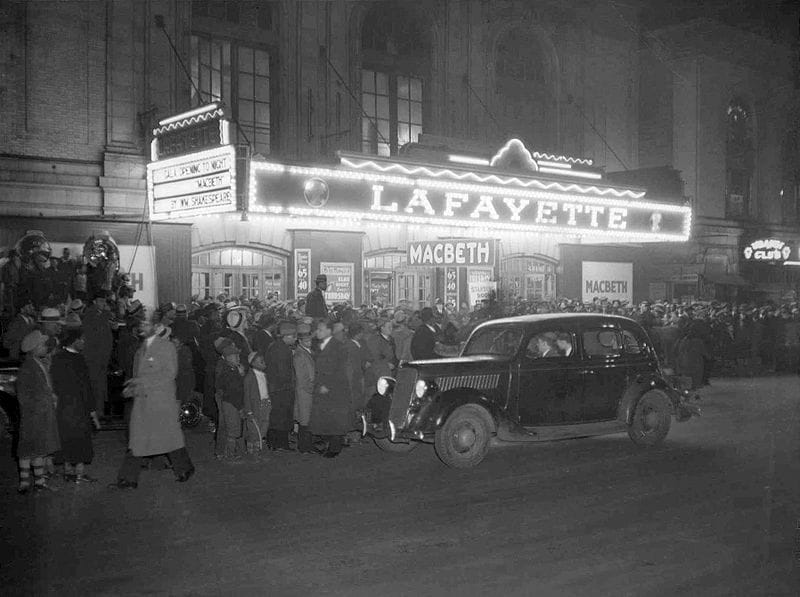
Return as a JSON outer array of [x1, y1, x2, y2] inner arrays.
[[1, 375, 798, 596]]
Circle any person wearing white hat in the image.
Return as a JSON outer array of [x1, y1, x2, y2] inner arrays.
[[16, 330, 61, 494], [222, 306, 252, 362], [38, 307, 65, 346]]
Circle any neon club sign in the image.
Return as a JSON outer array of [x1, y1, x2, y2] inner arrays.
[[250, 160, 691, 241], [742, 239, 793, 262]]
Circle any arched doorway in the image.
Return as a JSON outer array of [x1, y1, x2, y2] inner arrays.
[[191, 246, 286, 301]]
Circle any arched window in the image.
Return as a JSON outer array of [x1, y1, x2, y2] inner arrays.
[[360, 4, 430, 156], [494, 27, 557, 150], [191, 247, 285, 301], [725, 98, 754, 218]]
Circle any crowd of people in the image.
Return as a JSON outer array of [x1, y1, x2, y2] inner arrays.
[[3, 265, 798, 494]]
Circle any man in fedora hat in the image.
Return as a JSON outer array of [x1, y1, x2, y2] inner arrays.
[[170, 303, 200, 346], [82, 292, 114, 415], [265, 321, 297, 450], [2, 299, 37, 360], [111, 320, 194, 488], [310, 318, 351, 458], [216, 339, 245, 459], [293, 322, 315, 453], [38, 307, 65, 343], [305, 274, 328, 320]]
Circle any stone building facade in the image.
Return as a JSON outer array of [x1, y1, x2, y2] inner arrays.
[[1, 0, 797, 305]]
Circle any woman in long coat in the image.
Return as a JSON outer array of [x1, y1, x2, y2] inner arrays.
[[16, 330, 60, 493], [112, 323, 194, 488], [51, 328, 99, 482], [310, 319, 351, 458]]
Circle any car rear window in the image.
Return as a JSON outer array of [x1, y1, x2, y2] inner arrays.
[[463, 327, 523, 357]]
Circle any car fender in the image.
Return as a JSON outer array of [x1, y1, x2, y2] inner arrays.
[[617, 376, 676, 425], [418, 388, 500, 432]]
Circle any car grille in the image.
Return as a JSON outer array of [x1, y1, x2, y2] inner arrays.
[[435, 374, 500, 392], [390, 368, 417, 428]]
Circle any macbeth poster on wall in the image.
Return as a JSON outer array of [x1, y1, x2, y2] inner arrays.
[[581, 261, 633, 303]]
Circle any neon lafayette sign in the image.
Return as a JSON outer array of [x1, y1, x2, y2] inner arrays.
[[743, 239, 792, 262], [249, 160, 692, 241], [371, 185, 630, 230]]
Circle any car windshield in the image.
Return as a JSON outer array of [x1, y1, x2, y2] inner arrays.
[[462, 326, 523, 357]]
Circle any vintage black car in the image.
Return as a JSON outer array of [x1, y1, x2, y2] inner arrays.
[[362, 313, 701, 468]]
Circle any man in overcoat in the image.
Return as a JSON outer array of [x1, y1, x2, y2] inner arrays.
[[410, 307, 439, 360], [310, 319, 351, 458], [265, 321, 297, 450], [251, 312, 276, 357], [111, 322, 194, 489], [305, 274, 328, 320], [82, 292, 114, 415], [292, 322, 315, 453]]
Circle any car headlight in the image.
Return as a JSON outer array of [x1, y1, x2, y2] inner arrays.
[[376, 376, 395, 396], [414, 379, 428, 399]]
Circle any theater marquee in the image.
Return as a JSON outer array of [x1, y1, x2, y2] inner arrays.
[[249, 153, 691, 242], [147, 103, 237, 221]]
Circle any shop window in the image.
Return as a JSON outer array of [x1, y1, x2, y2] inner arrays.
[[192, 247, 286, 300], [192, 272, 210, 300], [191, 35, 272, 155], [360, 3, 429, 156]]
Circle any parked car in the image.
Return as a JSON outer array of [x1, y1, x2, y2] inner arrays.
[[362, 313, 701, 468], [0, 357, 20, 446]]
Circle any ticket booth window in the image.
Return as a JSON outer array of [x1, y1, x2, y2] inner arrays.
[[365, 251, 433, 307], [500, 255, 557, 302]]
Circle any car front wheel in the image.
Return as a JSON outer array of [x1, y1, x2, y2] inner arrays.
[[434, 404, 492, 468], [627, 389, 672, 446]]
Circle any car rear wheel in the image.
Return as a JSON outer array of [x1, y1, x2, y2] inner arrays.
[[627, 389, 672, 446], [373, 436, 419, 454], [434, 404, 492, 468]]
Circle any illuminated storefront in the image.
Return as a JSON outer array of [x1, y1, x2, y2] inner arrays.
[[242, 138, 690, 306], [147, 114, 692, 305]]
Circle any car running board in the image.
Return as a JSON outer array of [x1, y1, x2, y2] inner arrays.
[[495, 419, 625, 443]]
